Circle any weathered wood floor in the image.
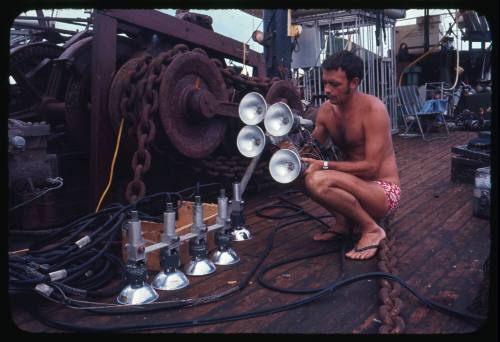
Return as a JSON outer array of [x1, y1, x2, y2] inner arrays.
[[10, 130, 491, 333]]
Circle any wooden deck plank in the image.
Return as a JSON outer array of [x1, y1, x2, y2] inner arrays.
[[10, 130, 491, 333]]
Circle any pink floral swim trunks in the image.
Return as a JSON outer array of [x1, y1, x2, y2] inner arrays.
[[373, 180, 401, 215]]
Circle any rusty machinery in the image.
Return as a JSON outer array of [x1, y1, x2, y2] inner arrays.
[[8, 9, 303, 230]]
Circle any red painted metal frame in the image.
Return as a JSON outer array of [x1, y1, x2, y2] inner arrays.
[[90, 13, 116, 209], [102, 9, 265, 77]]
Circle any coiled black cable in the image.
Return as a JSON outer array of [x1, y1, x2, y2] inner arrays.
[[17, 186, 487, 332]]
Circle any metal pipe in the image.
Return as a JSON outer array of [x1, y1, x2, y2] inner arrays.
[[371, 24, 375, 97], [163, 202, 176, 240], [128, 211, 141, 244], [368, 24, 373, 95], [239, 150, 263, 198], [217, 189, 228, 222], [194, 195, 204, 228], [16, 15, 91, 23], [391, 24, 397, 129], [360, 20, 365, 94], [232, 182, 242, 203], [317, 66, 321, 105], [376, 25, 380, 100]]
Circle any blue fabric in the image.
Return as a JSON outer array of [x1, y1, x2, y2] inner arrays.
[[418, 99, 448, 115]]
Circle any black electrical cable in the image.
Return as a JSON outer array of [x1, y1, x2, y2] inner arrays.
[[9, 227, 68, 236], [15, 189, 346, 320], [56, 253, 125, 298], [28, 209, 337, 330], [30, 268, 486, 333], [35, 217, 103, 262], [10, 220, 122, 286], [9, 183, 223, 309], [52, 200, 319, 316], [18, 186, 487, 332], [28, 204, 124, 253]]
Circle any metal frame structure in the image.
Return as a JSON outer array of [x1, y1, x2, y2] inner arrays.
[[89, 10, 266, 208], [291, 10, 398, 132]]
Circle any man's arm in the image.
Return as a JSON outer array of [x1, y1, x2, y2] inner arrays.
[[300, 104, 331, 161], [326, 102, 389, 178], [310, 104, 330, 144]]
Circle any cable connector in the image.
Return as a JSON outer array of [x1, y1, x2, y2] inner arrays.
[[46, 177, 63, 185], [75, 235, 91, 248], [49, 269, 68, 281], [35, 283, 54, 297]]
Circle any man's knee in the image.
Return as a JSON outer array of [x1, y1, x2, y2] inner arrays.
[[305, 171, 335, 199], [304, 171, 323, 195]]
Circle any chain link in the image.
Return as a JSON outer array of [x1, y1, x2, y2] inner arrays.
[[376, 214, 406, 334], [124, 45, 190, 204]]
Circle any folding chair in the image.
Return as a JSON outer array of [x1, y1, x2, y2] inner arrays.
[[424, 82, 454, 115], [397, 85, 450, 141]]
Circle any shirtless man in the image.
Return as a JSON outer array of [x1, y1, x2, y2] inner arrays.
[[301, 50, 401, 260]]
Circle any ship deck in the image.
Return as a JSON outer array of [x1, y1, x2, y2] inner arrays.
[[10, 130, 492, 334]]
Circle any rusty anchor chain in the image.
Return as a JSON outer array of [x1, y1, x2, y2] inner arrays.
[[122, 54, 153, 204], [124, 44, 190, 204], [376, 214, 406, 334]]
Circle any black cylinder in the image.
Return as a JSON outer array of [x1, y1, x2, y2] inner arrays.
[[125, 261, 148, 288], [189, 238, 207, 258], [231, 210, 245, 227], [159, 248, 180, 269], [215, 231, 231, 247]]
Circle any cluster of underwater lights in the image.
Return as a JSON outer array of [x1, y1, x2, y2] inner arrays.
[[236, 92, 304, 184]]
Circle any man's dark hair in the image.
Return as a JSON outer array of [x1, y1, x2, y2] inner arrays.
[[321, 50, 364, 82]]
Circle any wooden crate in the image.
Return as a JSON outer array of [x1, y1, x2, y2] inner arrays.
[[122, 201, 218, 271]]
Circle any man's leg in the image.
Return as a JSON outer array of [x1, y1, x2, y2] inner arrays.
[[312, 210, 349, 241], [304, 170, 389, 260]]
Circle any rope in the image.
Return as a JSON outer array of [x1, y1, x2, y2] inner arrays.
[[95, 117, 124, 212]]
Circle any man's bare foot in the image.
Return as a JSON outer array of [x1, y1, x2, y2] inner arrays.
[[345, 224, 386, 260]]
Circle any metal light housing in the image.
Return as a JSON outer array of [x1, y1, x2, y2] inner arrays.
[[152, 269, 189, 291], [211, 247, 240, 265], [230, 227, 252, 241], [264, 102, 295, 137], [117, 283, 159, 305], [184, 257, 216, 276], [269, 148, 304, 184], [238, 92, 267, 125], [236, 125, 266, 158]]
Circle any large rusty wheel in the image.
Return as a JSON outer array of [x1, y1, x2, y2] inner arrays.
[[158, 51, 228, 159], [9, 42, 64, 116], [265, 80, 303, 114]]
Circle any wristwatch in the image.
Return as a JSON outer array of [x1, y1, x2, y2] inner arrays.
[[322, 160, 329, 170]]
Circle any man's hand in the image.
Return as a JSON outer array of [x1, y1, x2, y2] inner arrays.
[[302, 157, 324, 176]]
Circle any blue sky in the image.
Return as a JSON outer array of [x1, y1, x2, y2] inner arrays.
[[160, 9, 264, 53]]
